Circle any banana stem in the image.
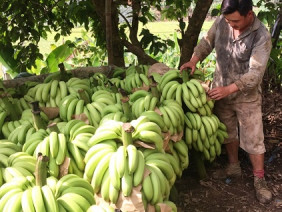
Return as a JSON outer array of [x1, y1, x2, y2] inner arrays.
[[58, 63, 71, 82], [149, 76, 160, 99], [122, 123, 134, 148], [31, 101, 47, 130], [78, 89, 90, 104], [35, 153, 49, 187], [191, 149, 207, 180], [121, 97, 131, 121], [181, 69, 190, 83]]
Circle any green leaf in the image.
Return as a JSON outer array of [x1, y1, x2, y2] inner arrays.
[[46, 41, 74, 73], [54, 33, 61, 42]]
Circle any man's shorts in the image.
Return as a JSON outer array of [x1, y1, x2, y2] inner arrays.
[[213, 97, 265, 154]]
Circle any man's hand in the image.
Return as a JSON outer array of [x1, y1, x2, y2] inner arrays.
[[207, 83, 239, 100], [180, 61, 197, 74], [180, 54, 200, 74]]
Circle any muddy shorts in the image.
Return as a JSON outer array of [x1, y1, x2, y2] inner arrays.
[[213, 97, 265, 154]]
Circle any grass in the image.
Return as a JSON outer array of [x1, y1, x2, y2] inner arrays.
[[38, 20, 214, 56]]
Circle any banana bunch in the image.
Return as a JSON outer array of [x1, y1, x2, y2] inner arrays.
[[216, 122, 229, 144], [7, 122, 34, 146], [0, 175, 60, 212], [60, 89, 121, 127], [170, 140, 189, 172], [106, 144, 145, 201], [9, 97, 31, 115], [81, 140, 116, 193], [131, 116, 164, 152], [157, 69, 181, 93], [184, 112, 227, 161], [160, 80, 181, 103], [22, 129, 49, 156], [112, 66, 126, 78], [0, 141, 22, 185], [129, 89, 150, 103], [131, 94, 159, 119], [159, 100, 184, 136], [0, 97, 29, 118], [1, 119, 33, 140], [88, 120, 123, 147], [182, 79, 214, 116], [122, 73, 150, 93], [141, 149, 177, 206], [56, 174, 95, 211], [0, 111, 8, 134], [84, 141, 118, 200], [87, 204, 115, 212], [90, 72, 109, 87], [2, 152, 36, 183], [67, 122, 95, 177], [59, 94, 85, 122], [67, 77, 92, 99], [27, 79, 69, 107], [125, 64, 150, 77], [139, 111, 167, 132], [64, 119, 95, 143]]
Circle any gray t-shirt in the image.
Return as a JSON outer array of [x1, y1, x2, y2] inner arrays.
[[194, 14, 272, 103]]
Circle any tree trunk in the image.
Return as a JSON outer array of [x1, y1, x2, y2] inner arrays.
[[179, 0, 214, 67], [105, 0, 114, 65], [92, 0, 125, 67]]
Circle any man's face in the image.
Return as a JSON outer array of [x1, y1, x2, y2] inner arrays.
[[224, 11, 253, 32]]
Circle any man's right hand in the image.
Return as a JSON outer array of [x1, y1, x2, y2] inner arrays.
[[180, 54, 200, 74], [180, 61, 197, 74]]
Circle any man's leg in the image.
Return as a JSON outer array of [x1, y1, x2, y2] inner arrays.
[[249, 153, 272, 203], [225, 140, 239, 163], [212, 101, 242, 179], [249, 153, 264, 171]]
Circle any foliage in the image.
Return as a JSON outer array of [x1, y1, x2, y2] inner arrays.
[[0, 0, 74, 73], [255, 0, 282, 90]]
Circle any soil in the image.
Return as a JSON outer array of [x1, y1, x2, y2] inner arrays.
[[174, 89, 282, 212]]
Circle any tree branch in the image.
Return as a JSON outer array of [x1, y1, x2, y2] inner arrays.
[[178, 0, 213, 67], [122, 39, 158, 65]]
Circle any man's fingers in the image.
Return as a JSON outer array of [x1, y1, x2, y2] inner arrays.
[[190, 67, 196, 75]]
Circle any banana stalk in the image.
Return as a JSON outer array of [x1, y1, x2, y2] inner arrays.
[[31, 101, 47, 130], [150, 84, 160, 100], [181, 69, 189, 83], [78, 89, 90, 104], [122, 123, 134, 148], [121, 97, 131, 121], [35, 153, 49, 187], [191, 149, 207, 180]]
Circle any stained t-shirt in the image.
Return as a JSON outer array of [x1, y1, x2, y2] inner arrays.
[[194, 14, 272, 103]]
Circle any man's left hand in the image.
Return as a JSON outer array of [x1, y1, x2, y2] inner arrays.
[[207, 84, 239, 100]]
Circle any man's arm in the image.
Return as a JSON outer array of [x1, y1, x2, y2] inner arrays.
[[180, 16, 222, 74], [208, 31, 272, 100]]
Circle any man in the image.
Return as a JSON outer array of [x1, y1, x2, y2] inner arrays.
[[180, 0, 272, 204]]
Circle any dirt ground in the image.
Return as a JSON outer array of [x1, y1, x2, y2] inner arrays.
[[174, 89, 282, 212]]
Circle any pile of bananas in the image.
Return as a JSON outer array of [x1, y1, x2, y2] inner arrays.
[[0, 64, 231, 212]]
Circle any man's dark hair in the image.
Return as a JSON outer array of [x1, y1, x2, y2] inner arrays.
[[221, 0, 253, 16]]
